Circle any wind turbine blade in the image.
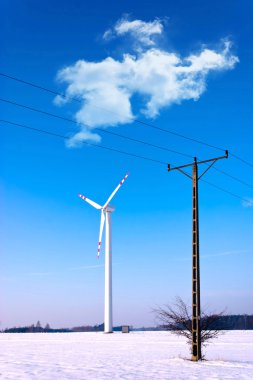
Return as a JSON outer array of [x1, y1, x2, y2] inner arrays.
[[103, 173, 129, 209], [97, 210, 105, 258], [78, 194, 102, 210]]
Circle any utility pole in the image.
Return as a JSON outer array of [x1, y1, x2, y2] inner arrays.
[[168, 151, 228, 361]]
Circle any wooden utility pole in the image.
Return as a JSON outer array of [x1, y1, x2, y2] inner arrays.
[[168, 151, 228, 361]]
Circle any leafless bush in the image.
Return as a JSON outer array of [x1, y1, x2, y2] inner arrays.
[[154, 297, 224, 358]]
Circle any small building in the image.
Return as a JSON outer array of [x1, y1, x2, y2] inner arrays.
[[122, 325, 130, 333]]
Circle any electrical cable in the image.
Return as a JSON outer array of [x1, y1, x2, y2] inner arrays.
[[0, 119, 168, 165], [1, 97, 252, 190], [229, 152, 253, 169], [0, 97, 192, 159], [211, 166, 253, 189], [1, 72, 252, 167], [201, 178, 253, 206], [0, 72, 225, 152], [1, 118, 253, 207]]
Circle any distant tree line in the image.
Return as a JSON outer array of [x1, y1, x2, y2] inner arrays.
[[134, 315, 253, 331], [71, 324, 130, 332], [156, 313, 253, 331], [3, 321, 72, 333], [2, 315, 253, 333], [2, 322, 126, 333], [210, 314, 253, 330], [154, 313, 253, 331], [135, 314, 253, 331]]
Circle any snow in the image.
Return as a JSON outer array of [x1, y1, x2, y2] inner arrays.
[[0, 331, 252, 379]]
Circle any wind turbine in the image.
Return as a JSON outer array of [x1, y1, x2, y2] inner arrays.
[[78, 173, 129, 333]]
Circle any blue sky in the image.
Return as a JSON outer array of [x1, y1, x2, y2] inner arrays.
[[1, 0, 253, 329]]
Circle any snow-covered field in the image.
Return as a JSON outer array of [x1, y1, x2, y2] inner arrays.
[[0, 331, 252, 379]]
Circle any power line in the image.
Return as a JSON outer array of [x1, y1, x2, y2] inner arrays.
[[211, 166, 253, 189], [1, 97, 252, 191], [201, 179, 253, 206], [1, 118, 253, 207], [0, 97, 192, 159], [0, 72, 65, 98], [0, 119, 168, 165], [1, 72, 252, 168], [0, 72, 226, 152], [230, 152, 253, 169]]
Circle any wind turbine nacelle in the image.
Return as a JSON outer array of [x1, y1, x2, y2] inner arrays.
[[105, 205, 115, 213]]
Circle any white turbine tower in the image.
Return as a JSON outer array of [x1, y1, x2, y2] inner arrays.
[[78, 173, 129, 333]]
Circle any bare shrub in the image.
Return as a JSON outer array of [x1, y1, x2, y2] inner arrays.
[[154, 297, 224, 359]]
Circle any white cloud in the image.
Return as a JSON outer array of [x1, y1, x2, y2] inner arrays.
[[242, 199, 253, 208], [104, 17, 164, 47], [175, 249, 250, 261], [55, 19, 238, 146], [66, 129, 101, 148], [201, 249, 250, 258], [69, 264, 104, 270]]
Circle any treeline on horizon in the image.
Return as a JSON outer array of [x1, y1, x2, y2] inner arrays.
[[2, 315, 253, 333]]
